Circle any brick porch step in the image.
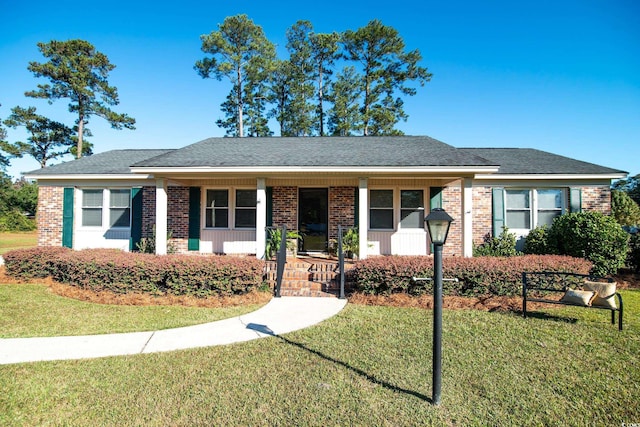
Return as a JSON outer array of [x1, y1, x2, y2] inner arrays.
[[265, 258, 351, 297]]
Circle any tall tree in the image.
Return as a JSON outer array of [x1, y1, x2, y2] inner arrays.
[[195, 14, 276, 137], [327, 66, 363, 136], [25, 39, 135, 158], [0, 118, 8, 169], [342, 20, 431, 135], [613, 174, 640, 205], [285, 21, 340, 136], [2, 106, 91, 168]]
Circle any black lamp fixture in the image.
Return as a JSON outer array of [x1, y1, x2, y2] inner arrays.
[[424, 207, 453, 405]]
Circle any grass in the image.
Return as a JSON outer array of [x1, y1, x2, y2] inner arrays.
[[0, 283, 267, 338], [0, 231, 37, 255], [0, 285, 638, 426]]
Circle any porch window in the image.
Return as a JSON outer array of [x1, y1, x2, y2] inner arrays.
[[205, 190, 229, 228], [235, 189, 257, 228], [370, 190, 393, 229], [400, 190, 424, 229], [109, 189, 131, 227], [82, 189, 103, 227]]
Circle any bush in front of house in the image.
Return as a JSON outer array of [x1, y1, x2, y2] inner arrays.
[[347, 255, 593, 297], [545, 211, 629, 276], [473, 227, 521, 257], [3, 247, 265, 297], [627, 231, 640, 273]]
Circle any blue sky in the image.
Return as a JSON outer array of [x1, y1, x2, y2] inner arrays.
[[1, 0, 638, 179]]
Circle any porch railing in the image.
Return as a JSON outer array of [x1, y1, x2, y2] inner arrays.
[[266, 225, 287, 298], [337, 225, 356, 300]]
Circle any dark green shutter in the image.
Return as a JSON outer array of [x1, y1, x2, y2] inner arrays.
[[130, 188, 143, 250], [266, 187, 273, 227], [62, 187, 74, 248], [492, 188, 505, 237], [569, 188, 582, 213], [188, 187, 201, 251]]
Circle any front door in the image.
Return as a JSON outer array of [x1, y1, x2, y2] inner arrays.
[[298, 188, 328, 252]]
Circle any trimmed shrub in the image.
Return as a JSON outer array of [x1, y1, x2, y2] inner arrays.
[[473, 228, 520, 257], [628, 232, 640, 273], [547, 211, 628, 276], [0, 210, 36, 232], [523, 225, 549, 255], [348, 255, 592, 297], [3, 247, 265, 297]]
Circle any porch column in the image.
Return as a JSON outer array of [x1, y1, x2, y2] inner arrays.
[[155, 178, 168, 255], [256, 178, 267, 259], [358, 178, 368, 259], [462, 177, 473, 257]]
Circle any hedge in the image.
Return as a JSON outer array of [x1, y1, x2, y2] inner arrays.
[[347, 255, 593, 297], [3, 247, 265, 297]]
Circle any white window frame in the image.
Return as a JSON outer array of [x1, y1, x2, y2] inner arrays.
[[369, 188, 426, 231], [504, 188, 567, 232], [79, 188, 132, 229], [203, 187, 257, 230]]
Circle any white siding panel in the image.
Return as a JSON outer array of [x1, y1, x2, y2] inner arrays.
[[368, 230, 427, 256], [200, 230, 257, 254], [75, 228, 131, 251]]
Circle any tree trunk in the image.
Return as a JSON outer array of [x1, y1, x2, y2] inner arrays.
[[77, 112, 84, 158], [237, 67, 244, 137], [318, 65, 324, 136]]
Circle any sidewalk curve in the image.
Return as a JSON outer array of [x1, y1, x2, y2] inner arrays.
[[0, 297, 347, 365]]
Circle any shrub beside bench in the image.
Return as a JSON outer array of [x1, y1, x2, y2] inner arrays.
[[522, 271, 623, 330]]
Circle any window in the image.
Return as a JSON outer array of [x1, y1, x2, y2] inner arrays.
[[235, 189, 256, 228], [504, 188, 565, 230], [206, 190, 229, 228], [370, 190, 394, 229], [400, 190, 424, 229], [82, 189, 103, 227], [537, 189, 563, 226], [506, 190, 531, 229], [109, 189, 131, 227]]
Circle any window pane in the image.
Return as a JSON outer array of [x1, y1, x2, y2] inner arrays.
[[110, 208, 131, 227], [401, 190, 423, 209], [206, 190, 228, 207], [370, 190, 393, 208], [110, 189, 130, 208], [83, 189, 103, 207], [370, 210, 393, 229], [506, 190, 530, 209], [82, 208, 102, 226], [506, 211, 530, 229], [206, 208, 228, 228], [538, 210, 561, 227], [235, 209, 256, 228], [538, 189, 562, 209], [401, 209, 424, 228], [236, 190, 256, 207]]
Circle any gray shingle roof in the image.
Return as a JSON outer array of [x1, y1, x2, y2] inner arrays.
[[26, 149, 175, 175], [459, 148, 626, 175], [131, 136, 497, 168]]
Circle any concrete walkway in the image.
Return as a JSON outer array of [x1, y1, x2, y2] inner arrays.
[[0, 297, 347, 365]]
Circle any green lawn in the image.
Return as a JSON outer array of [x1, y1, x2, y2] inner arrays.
[[0, 231, 37, 255], [0, 283, 267, 338], [1, 286, 638, 426]]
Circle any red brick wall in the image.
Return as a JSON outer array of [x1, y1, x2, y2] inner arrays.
[[473, 186, 493, 245], [272, 186, 298, 230], [329, 187, 356, 240], [442, 184, 463, 257], [37, 186, 63, 247], [142, 186, 156, 239], [167, 186, 189, 253], [582, 185, 611, 214]]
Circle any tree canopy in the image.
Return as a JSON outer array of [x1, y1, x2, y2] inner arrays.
[[197, 15, 430, 137], [25, 39, 135, 158]]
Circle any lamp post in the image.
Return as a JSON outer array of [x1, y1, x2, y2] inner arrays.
[[424, 207, 454, 406]]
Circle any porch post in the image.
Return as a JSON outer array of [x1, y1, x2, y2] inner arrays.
[[155, 178, 168, 255], [256, 178, 267, 259], [358, 178, 368, 259], [462, 177, 473, 257]]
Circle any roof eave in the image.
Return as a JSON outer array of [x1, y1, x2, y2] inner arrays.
[[129, 165, 501, 174], [24, 174, 155, 181], [474, 173, 627, 180]]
